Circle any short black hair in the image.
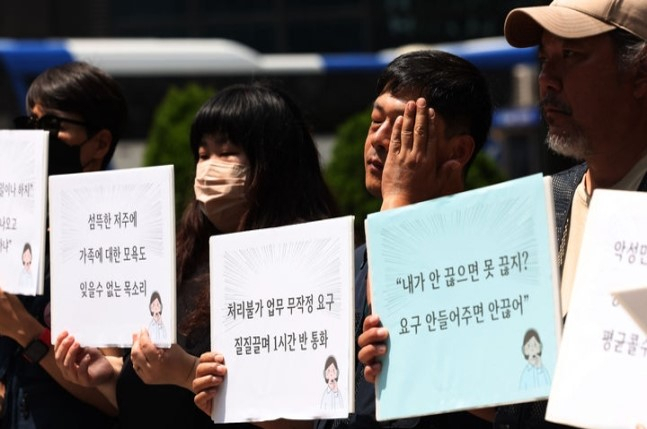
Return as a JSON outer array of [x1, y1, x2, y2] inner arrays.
[[26, 61, 128, 169], [376, 50, 493, 174]]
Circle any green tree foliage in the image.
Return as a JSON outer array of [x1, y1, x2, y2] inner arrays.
[[143, 84, 216, 220], [325, 107, 507, 244], [465, 147, 508, 191]]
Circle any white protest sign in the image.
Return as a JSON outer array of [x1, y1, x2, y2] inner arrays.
[[0, 130, 48, 295], [546, 189, 647, 429], [209, 216, 355, 423], [49, 165, 176, 347]]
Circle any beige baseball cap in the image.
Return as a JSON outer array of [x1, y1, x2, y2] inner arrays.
[[504, 0, 647, 47]]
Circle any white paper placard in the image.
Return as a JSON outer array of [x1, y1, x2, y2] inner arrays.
[[546, 189, 647, 429], [49, 165, 176, 347], [0, 130, 48, 295], [209, 216, 355, 423]]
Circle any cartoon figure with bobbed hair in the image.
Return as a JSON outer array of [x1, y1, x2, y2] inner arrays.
[[18, 242, 33, 291], [320, 355, 344, 410], [519, 328, 551, 389], [148, 291, 167, 342]]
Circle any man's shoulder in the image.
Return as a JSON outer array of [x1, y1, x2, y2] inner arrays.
[[550, 163, 586, 232]]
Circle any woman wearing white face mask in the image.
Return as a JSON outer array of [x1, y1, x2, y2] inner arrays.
[[53, 83, 338, 428]]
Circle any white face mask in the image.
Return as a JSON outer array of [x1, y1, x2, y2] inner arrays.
[[194, 160, 248, 233]]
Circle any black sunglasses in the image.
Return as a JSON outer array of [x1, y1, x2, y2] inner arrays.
[[13, 114, 89, 133]]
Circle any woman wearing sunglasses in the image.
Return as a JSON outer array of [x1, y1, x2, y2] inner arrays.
[[0, 61, 126, 429], [13, 62, 126, 176]]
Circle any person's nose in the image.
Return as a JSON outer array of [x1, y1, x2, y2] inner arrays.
[[371, 119, 391, 153], [538, 60, 562, 98]]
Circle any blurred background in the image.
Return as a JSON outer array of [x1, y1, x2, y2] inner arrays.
[[0, 0, 572, 240]]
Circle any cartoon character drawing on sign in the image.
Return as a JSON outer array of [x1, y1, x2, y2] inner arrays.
[[320, 355, 344, 410], [148, 291, 167, 343], [18, 242, 33, 291], [519, 328, 551, 389]]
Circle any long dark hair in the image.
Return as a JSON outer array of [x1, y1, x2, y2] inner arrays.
[[176, 200, 217, 335], [180, 83, 338, 335]]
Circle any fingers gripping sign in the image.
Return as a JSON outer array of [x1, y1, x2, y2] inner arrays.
[[54, 331, 115, 387], [193, 352, 227, 416], [130, 328, 195, 388], [357, 314, 389, 384]]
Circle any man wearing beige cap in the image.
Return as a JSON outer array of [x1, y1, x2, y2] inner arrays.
[[498, 0, 647, 428]]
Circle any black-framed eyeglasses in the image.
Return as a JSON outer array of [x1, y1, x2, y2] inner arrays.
[[13, 114, 89, 133]]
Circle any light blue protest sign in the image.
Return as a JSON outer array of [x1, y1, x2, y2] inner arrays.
[[366, 173, 561, 420]]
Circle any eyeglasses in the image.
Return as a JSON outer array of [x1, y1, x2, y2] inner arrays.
[[13, 114, 89, 133]]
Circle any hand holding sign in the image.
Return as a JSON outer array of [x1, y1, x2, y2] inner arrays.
[[357, 314, 388, 384], [192, 352, 227, 416], [130, 328, 197, 389], [54, 331, 116, 387]]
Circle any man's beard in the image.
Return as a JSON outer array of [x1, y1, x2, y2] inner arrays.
[[541, 94, 591, 161], [545, 129, 590, 161]]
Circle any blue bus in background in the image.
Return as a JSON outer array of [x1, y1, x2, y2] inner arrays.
[[0, 37, 555, 176]]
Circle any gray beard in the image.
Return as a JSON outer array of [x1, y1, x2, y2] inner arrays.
[[545, 130, 591, 162]]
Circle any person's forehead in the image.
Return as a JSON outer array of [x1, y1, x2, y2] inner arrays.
[[373, 92, 409, 113], [539, 30, 612, 50], [200, 132, 234, 147], [31, 103, 84, 121]]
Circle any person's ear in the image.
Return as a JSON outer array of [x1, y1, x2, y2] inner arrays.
[[447, 134, 475, 169], [434, 133, 475, 197], [92, 129, 113, 161]]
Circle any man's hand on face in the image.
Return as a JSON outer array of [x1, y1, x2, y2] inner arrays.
[[380, 98, 462, 210]]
